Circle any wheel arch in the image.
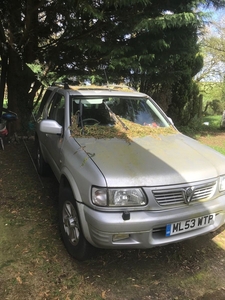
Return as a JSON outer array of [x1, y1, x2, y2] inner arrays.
[[59, 171, 82, 203], [59, 174, 95, 248]]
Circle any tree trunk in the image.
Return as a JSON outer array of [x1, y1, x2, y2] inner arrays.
[[0, 54, 8, 116], [7, 47, 40, 135], [0, 20, 8, 116]]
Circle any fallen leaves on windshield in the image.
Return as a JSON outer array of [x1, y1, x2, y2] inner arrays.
[[70, 115, 177, 140]]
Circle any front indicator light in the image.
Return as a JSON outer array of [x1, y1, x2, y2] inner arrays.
[[92, 188, 107, 206]]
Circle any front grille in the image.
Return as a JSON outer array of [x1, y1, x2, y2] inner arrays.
[[153, 181, 216, 206]]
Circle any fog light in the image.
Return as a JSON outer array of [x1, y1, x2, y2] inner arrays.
[[112, 234, 129, 242]]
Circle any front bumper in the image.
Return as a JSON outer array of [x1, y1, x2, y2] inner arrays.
[[79, 196, 225, 249]]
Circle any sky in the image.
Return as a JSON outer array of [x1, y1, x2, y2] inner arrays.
[[200, 6, 225, 37], [204, 6, 225, 23]]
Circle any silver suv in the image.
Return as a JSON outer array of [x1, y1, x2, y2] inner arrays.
[[35, 84, 225, 260]]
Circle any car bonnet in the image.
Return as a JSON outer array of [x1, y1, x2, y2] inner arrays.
[[75, 133, 225, 187]]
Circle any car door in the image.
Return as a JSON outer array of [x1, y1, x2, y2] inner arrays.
[[43, 92, 65, 179]]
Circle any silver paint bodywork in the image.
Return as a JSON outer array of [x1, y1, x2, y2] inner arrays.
[[36, 86, 225, 249]]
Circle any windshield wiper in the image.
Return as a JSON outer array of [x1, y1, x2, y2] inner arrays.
[[103, 100, 129, 130]]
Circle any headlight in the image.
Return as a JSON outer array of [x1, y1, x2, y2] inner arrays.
[[92, 187, 147, 207], [219, 175, 225, 192]]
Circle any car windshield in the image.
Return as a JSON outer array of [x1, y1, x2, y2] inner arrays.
[[70, 96, 170, 128]]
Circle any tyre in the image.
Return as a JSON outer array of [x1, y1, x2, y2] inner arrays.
[[58, 187, 94, 261], [35, 140, 49, 176]]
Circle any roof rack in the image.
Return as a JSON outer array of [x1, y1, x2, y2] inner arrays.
[[51, 82, 68, 89], [51, 81, 79, 89], [104, 84, 136, 91], [51, 82, 137, 92], [69, 84, 136, 92]]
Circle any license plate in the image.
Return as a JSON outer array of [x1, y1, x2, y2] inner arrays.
[[166, 213, 216, 237]]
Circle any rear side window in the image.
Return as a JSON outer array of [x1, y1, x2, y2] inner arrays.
[[48, 93, 65, 126], [36, 89, 53, 119]]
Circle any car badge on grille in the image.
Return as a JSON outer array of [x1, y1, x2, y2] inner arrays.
[[184, 187, 194, 204]]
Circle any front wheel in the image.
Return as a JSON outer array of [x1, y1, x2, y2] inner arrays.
[[58, 188, 94, 261]]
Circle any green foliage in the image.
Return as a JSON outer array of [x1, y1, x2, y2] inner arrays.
[[199, 82, 224, 115], [177, 116, 205, 137], [210, 99, 224, 114], [211, 145, 225, 155], [27, 63, 59, 86], [1, 0, 225, 132], [178, 114, 222, 137], [203, 115, 222, 127], [135, 12, 199, 32], [199, 82, 223, 103], [167, 77, 202, 126]]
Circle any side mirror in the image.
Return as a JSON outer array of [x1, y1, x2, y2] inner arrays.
[[39, 120, 62, 135]]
